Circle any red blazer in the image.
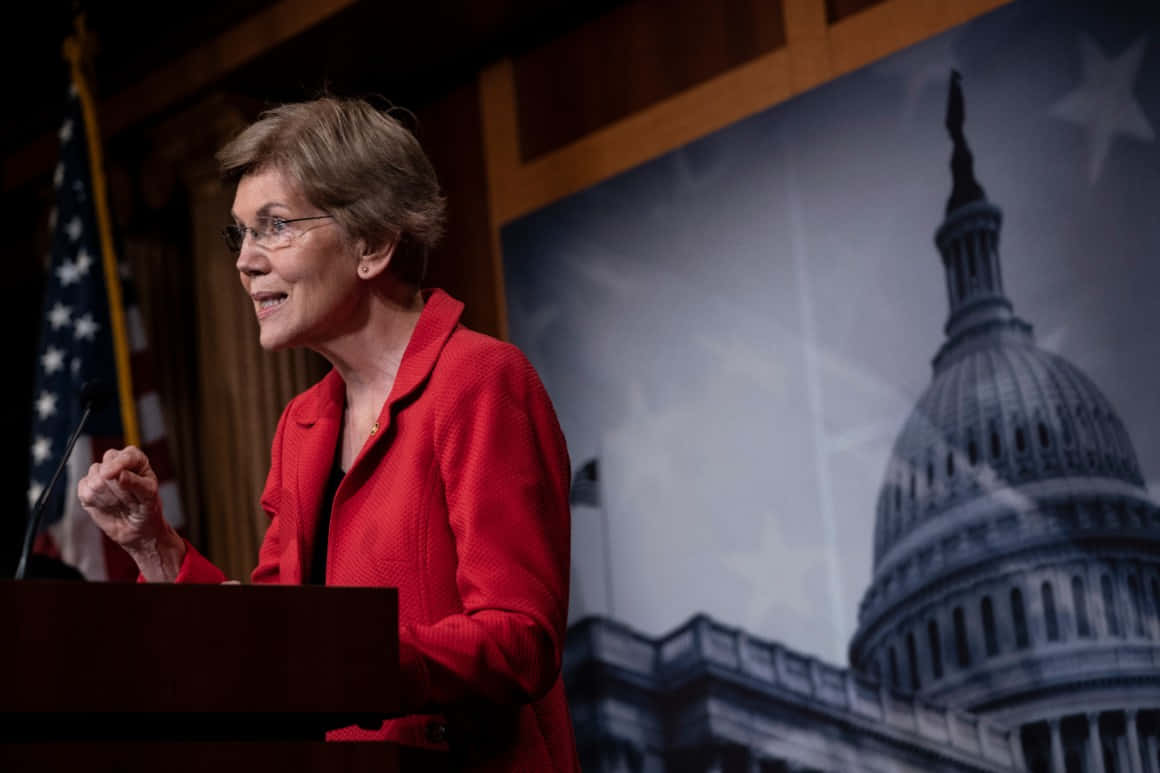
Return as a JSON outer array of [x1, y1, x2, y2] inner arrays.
[[173, 290, 581, 771]]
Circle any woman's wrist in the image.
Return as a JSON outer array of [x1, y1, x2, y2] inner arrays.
[[127, 527, 187, 583]]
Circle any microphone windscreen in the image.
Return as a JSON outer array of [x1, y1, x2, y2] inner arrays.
[[80, 379, 112, 411]]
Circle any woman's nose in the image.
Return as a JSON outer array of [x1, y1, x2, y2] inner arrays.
[[235, 237, 268, 275]]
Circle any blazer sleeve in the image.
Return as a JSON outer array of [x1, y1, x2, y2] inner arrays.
[[251, 397, 293, 585], [156, 398, 294, 585], [401, 343, 572, 713]]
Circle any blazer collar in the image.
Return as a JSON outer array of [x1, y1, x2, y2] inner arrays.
[[289, 288, 465, 428]]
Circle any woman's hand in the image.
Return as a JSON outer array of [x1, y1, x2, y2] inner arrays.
[[77, 446, 185, 581]]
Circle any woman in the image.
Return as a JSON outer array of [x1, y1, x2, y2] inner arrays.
[[77, 97, 580, 770]]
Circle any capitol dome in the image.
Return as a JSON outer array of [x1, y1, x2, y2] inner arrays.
[[849, 73, 1160, 772], [873, 322, 1148, 573]]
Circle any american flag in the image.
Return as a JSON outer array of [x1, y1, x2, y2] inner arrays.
[[27, 76, 182, 581], [570, 458, 600, 508]]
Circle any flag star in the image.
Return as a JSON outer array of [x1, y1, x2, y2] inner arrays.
[[68, 83, 78, 98], [873, 29, 961, 121], [31, 436, 52, 465], [53, 163, 64, 188], [74, 313, 99, 340], [75, 249, 93, 275], [57, 259, 80, 286], [59, 119, 74, 143], [118, 261, 132, 280], [66, 216, 83, 241], [1050, 34, 1155, 183], [72, 180, 87, 202], [35, 391, 58, 419], [28, 481, 45, 509], [71, 357, 82, 375], [49, 302, 72, 329], [41, 346, 65, 374]]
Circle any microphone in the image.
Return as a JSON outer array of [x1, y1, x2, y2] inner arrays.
[[15, 379, 111, 580]]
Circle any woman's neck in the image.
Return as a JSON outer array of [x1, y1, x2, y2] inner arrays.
[[318, 283, 424, 409]]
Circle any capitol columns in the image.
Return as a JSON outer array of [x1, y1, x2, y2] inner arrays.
[[1048, 718, 1065, 773], [1126, 709, 1145, 773], [1088, 713, 1108, 773]]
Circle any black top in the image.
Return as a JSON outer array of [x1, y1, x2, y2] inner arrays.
[[309, 455, 345, 586]]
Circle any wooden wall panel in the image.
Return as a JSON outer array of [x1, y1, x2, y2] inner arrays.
[[416, 79, 504, 339], [481, 0, 1011, 337], [825, 0, 887, 24], [513, 0, 785, 161], [484, 0, 1009, 224]]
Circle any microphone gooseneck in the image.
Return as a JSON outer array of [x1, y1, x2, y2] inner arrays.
[[15, 380, 108, 580]]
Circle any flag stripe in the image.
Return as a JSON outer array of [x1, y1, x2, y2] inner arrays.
[[159, 480, 184, 530], [142, 438, 175, 480], [137, 392, 165, 445], [126, 305, 147, 353], [129, 350, 158, 395]]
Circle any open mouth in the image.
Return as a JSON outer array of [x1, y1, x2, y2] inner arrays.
[[253, 292, 288, 317]]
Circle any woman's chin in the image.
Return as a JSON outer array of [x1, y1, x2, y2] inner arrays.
[[257, 326, 294, 351]]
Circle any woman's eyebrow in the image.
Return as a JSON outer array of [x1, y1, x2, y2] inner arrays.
[[256, 202, 290, 216], [229, 202, 291, 223]]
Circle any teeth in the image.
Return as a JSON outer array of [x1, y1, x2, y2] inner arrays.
[[259, 297, 286, 309]]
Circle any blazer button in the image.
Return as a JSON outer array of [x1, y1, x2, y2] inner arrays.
[[425, 720, 448, 744]]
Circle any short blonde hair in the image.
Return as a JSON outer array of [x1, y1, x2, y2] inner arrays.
[[217, 97, 445, 284]]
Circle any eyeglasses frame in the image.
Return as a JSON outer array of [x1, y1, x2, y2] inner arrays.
[[221, 214, 335, 253]]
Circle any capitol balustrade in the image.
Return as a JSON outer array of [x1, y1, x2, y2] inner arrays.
[[564, 614, 1023, 771]]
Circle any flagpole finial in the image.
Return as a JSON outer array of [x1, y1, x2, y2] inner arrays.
[[62, 13, 98, 70]]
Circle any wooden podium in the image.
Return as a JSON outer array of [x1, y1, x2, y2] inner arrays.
[[0, 581, 447, 771]]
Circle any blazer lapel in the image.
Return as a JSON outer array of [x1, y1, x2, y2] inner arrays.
[[282, 290, 464, 576], [288, 369, 344, 583], [347, 289, 464, 476]]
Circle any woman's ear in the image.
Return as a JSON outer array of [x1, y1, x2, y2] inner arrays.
[[357, 233, 400, 280]]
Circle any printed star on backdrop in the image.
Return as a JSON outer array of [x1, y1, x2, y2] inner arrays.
[[1050, 34, 1155, 183], [719, 514, 828, 632], [35, 391, 58, 419], [65, 216, 83, 241], [74, 249, 93, 275], [41, 346, 65, 375], [74, 313, 99, 341], [720, 517, 783, 629], [56, 260, 80, 286], [48, 302, 72, 329], [874, 29, 961, 121], [28, 481, 44, 509], [31, 436, 52, 465]]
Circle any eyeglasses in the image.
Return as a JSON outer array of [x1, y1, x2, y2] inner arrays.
[[221, 214, 334, 253]]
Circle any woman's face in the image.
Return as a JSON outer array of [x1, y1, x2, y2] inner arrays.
[[232, 167, 361, 351]]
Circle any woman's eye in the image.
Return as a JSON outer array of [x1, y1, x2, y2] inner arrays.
[[269, 218, 289, 234]]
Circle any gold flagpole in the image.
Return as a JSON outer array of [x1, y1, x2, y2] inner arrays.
[[62, 14, 139, 447]]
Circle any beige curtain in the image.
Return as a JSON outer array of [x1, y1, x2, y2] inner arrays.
[[126, 95, 327, 581]]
